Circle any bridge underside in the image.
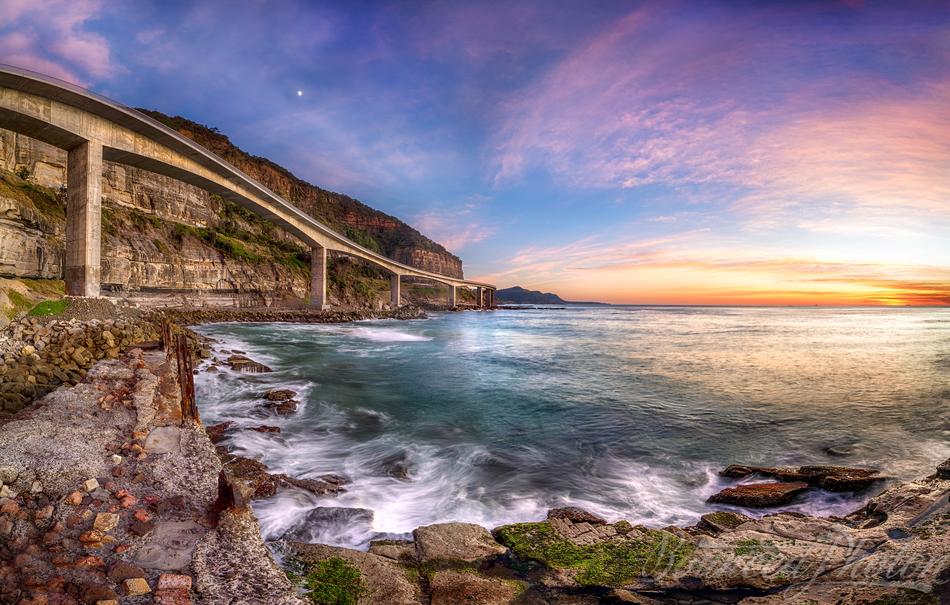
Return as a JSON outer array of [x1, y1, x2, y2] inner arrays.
[[0, 67, 495, 309]]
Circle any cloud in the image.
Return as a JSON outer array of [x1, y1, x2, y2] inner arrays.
[[0, 0, 117, 84], [478, 231, 950, 306], [414, 199, 495, 253], [489, 3, 950, 235]]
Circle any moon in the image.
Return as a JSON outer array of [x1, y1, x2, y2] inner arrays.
[[297, 90, 303, 96]]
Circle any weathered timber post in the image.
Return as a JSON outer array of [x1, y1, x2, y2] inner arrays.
[[65, 140, 102, 297], [390, 273, 401, 307], [311, 245, 328, 309]]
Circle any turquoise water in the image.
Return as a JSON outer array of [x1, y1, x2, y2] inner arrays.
[[195, 307, 950, 549]]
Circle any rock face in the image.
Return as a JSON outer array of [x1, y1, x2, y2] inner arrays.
[[0, 123, 463, 302], [707, 481, 810, 507]]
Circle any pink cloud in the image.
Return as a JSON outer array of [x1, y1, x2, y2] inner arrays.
[[414, 200, 495, 253], [0, 0, 117, 84], [489, 3, 950, 237]]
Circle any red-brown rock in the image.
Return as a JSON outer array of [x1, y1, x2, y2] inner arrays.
[[707, 481, 809, 507]]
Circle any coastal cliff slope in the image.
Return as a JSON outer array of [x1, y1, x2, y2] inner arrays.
[[0, 118, 466, 313]]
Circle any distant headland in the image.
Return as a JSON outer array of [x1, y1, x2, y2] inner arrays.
[[496, 286, 608, 306]]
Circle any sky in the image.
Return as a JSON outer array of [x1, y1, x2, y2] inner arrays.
[[1, 0, 948, 305]]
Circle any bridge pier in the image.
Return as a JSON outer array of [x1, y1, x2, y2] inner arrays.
[[390, 274, 401, 307], [65, 140, 102, 297], [311, 245, 328, 309], [476, 287, 484, 308], [487, 289, 494, 308], [448, 285, 456, 308]]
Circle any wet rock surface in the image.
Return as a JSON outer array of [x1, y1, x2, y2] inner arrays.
[[707, 481, 810, 507], [719, 463, 885, 491]]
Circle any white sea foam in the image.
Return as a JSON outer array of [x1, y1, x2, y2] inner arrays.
[[350, 327, 431, 342], [195, 308, 950, 552]]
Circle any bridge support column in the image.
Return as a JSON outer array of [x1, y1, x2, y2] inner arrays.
[[65, 140, 102, 297], [448, 285, 456, 308], [488, 289, 494, 308], [311, 245, 328, 309], [476, 287, 484, 309], [390, 274, 401, 307]]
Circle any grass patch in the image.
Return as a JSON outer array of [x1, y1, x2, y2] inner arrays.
[[294, 557, 366, 605], [0, 172, 65, 222], [733, 539, 765, 557], [28, 299, 68, 317], [20, 279, 65, 297], [494, 521, 694, 587], [6, 290, 32, 319]]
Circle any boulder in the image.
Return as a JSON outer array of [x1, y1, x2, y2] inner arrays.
[[413, 522, 507, 565], [226, 355, 271, 373], [205, 422, 233, 444], [547, 507, 607, 525], [218, 452, 280, 499], [934, 458, 949, 480], [264, 400, 298, 416], [429, 570, 523, 605], [249, 425, 281, 434], [707, 482, 809, 507], [290, 542, 419, 605], [696, 511, 752, 534], [280, 475, 345, 496], [263, 389, 297, 401]]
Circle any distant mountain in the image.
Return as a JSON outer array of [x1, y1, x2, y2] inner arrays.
[[495, 286, 608, 305]]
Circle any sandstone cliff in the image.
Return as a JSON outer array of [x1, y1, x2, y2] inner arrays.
[[134, 110, 463, 278], [0, 120, 464, 307]]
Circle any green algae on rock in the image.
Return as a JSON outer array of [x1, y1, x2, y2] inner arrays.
[[293, 557, 366, 605], [493, 521, 695, 587]]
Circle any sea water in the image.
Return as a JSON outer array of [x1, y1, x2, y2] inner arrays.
[[194, 306, 950, 549]]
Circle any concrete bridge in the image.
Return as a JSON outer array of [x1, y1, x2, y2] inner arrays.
[[0, 65, 496, 309]]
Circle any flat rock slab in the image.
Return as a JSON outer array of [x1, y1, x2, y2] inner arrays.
[[145, 426, 182, 455], [707, 481, 809, 507], [133, 520, 204, 571], [719, 464, 883, 492], [290, 542, 419, 605], [413, 522, 507, 564], [430, 570, 522, 605]]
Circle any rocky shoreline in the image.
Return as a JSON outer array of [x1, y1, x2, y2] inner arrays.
[[0, 315, 947, 604]]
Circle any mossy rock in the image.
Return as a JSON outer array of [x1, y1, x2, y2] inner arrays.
[[295, 557, 365, 605], [493, 521, 695, 587]]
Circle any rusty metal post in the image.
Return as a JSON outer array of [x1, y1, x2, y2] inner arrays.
[[161, 321, 173, 351], [175, 333, 199, 425]]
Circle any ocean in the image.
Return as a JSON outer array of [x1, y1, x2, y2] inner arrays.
[[194, 306, 950, 549]]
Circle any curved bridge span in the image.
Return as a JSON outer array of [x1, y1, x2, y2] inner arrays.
[[0, 65, 495, 308]]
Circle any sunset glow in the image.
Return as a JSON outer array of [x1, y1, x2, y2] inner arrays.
[[2, 0, 948, 305]]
